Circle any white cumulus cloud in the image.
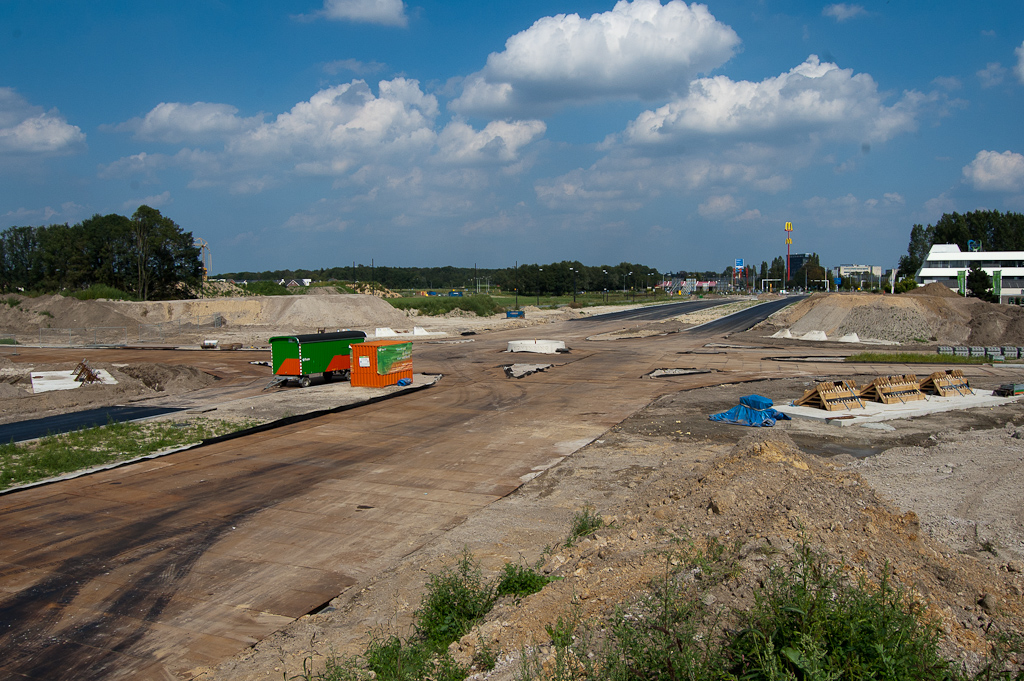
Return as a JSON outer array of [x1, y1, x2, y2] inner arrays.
[[104, 79, 545, 199], [698, 194, 739, 217], [822, 4, 867, 22], [451, 0, 740, 117], [117, 102, 260, 143], [962, 150, 1024, 192], [437, 119, 546, 164], [0, 87, 85, 155], [623, 56, 923, 146], [316, 0, 407, 27], [977, 62, 1006, 88], [230, 78, 439, 172]]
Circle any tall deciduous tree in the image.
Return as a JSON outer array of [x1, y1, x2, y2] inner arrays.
[[966, 265, 996, 303], [130, 206, 201, 300]]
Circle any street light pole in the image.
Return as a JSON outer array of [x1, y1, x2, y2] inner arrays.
[[570, 267, 576, 303], [537, 268, 543, 305]]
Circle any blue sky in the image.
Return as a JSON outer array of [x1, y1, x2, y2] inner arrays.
[[2, 1, 1023, 275]]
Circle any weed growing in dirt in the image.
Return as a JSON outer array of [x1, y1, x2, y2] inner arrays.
[[565, 506, 604, 546], [0, 418, 255, 490], [416, 550, 498, 647], [518, 542, 977, 681], [312, 551, 557, 681], [724, 544, 949, 680], [496, 559, 557, 599], [3, 297, 20, 307]]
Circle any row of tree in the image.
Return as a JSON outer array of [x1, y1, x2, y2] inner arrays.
[[220, 261, 663, 297], [898, 210, 1024, 277], [0, 206, 202, 300]]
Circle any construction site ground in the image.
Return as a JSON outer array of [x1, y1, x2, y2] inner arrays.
[[0, 290, 1022, 680]]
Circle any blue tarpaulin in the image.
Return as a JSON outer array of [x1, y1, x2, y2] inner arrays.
[[709, 395, 791, 427]]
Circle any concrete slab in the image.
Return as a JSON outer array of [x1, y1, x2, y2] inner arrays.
[[776, 389, 1020, 426], [507, 339, 566, 353], [30, 368, 117, 393]]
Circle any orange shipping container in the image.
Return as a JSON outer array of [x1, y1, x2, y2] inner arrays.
[[350, 340, 413, 388]]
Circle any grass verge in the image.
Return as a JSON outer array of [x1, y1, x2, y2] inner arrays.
[[846, 352, 993, 364], [0, 418, 255, 490]]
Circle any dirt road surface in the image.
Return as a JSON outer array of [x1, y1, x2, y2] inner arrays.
[[0, 295, 1022, 680]]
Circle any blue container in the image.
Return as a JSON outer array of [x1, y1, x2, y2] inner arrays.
[[506, 310, 525, 318]]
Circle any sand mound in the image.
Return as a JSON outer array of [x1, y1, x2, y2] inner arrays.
[[907, 282, 961, 297], [757, 292, 1024, 345], [0, 293, 410, 340]]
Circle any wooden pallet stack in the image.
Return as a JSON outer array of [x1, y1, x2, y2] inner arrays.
[[72, 359, 100, 385], [919, 369, 972, 397], [794, 380, 865, 411], [858, 374, 926, 404]]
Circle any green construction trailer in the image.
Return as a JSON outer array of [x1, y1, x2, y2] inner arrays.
[[268, 330, 367, 387]]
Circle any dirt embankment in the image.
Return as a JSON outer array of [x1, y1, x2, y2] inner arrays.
[[0, 293, 415, 345], [754, 290, 1024, 345]]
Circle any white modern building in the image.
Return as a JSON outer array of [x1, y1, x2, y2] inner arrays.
[[916, 244, 1024, 302], [836, 264, 882, 277]]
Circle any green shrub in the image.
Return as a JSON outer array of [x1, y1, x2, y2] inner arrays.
[[363, 633, 466, 681], [389, 295, 501, 317], [527, 542, 964, 681], [240, 280, 291, 296], [3, 297, 20, 307], [725, 544, 951, 681], [66, 284, 136, 301], [496, 560, 555, 599], [415, 550, 496, 648]]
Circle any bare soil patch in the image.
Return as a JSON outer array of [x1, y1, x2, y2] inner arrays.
[[0, 362, 217, 426], [197, 376, 1024, 681]]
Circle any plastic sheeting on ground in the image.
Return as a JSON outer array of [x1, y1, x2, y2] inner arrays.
[[708, 394, 792, 427]]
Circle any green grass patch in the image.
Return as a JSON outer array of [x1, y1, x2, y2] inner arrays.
[[3, 297, 20, 308], [389, 294, 502, 317], [846, 352, 991, 364], [65, 284, 136, 301], [0, 337, 16, 345], [0, 418, 255, 490]]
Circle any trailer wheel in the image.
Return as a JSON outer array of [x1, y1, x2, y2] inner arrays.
[[298, 375, 311, 388], [341, 370, 351, 381], [323, 371, 334, 383]]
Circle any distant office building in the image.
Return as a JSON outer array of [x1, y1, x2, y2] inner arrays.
[[916, 244, 1024, 302], [787, 253, 813, 276]]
